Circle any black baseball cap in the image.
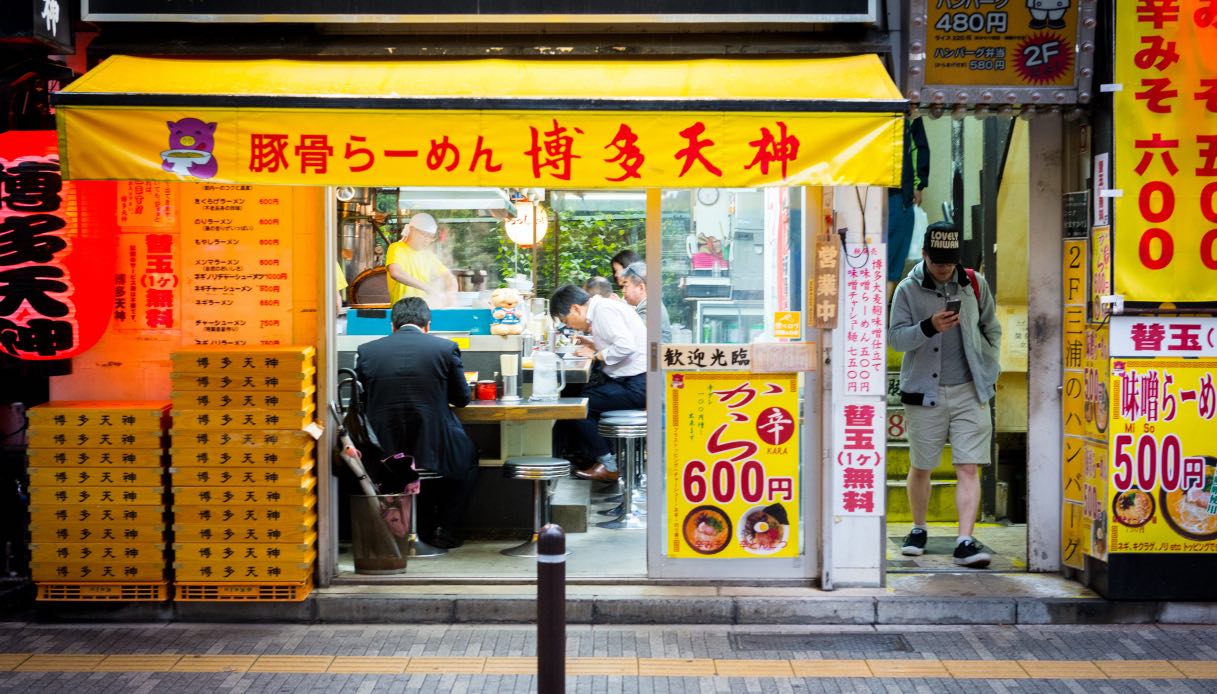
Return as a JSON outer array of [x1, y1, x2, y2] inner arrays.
[[924, 222, 961, 265]]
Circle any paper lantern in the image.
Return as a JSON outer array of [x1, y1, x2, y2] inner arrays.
[[503, 201, 549, 247], [0, 131, 117, 360]]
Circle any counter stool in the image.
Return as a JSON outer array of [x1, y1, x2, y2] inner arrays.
[[502, 456, 572, 557], [408, 469, 447, 558], [595, 415, 647, 530], [597, 410, 648, 505]]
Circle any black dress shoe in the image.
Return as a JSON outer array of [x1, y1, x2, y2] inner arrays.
[[574, 463, 619, 482], [1029, 18, 1047, 29], [430, 527, 464, 549]]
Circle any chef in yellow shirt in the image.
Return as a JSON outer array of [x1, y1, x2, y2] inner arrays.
[[385, 212, 458, 307]]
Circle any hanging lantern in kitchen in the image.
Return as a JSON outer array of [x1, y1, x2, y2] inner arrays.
[[503, 201, 549, 247]]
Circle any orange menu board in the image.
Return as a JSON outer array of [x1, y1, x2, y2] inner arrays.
[[181, 185, 293, 346]]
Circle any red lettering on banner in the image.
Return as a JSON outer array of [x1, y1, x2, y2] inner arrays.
[[1136, 0, 1181, 29], [1139, 181, 1176, 222], [705, 423, 759, 463], [294, 135, 332, 174], [1196, 80, 1217, 112], [1136, 78, 1178, 113], [1202, 229, 1217, 270], [1134, 134, 1181, 175], [603, 124, 645, 182], [1130, 322, 1167, 350], [343, 136, 374, 172], [248, 134, 289, 173], [842, 467, 873, 489], [1195, 0, 1217, 27], [525, 119, 583, 181], [756, 406, 794, 446], [1135, 35, 1181, 71], [745, 121, 800, 178], [1200, 374, 1216, 419], [841, 490, 874, 513], [711, 383, 757, 408], [674, 122, 723, 178], [1200, 183, 1217, 225], [467, 136, 502, 173], [1196, 135, 1217, 176], [426, 136, 460, 173], [1139, 227, 1174, 269], [1162, 372, 1178, 421], [1168, 324, 1202, 351], [1141, 371, 1161, 421]]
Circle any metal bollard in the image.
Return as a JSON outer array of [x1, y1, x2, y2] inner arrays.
[[537, 523, 565, 694]]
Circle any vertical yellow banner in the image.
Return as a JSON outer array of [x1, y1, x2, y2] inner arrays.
[[1112, 1, 1217, 302], [666, 372, 800, 559]]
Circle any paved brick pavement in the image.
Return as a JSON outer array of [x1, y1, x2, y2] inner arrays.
[[3, 623, 1217, 692]]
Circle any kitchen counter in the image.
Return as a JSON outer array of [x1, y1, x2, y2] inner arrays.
[[455, 397, 586, 423]]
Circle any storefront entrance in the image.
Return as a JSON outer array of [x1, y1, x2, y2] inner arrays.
[[48, 53, 917, 589], [883, 114, 1033, 574]]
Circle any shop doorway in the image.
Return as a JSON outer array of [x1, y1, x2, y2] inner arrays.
[[885, 115, 1032, 573], [329, 186, 819, 582]]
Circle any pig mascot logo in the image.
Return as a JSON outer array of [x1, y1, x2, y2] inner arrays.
[[160, 118, 218, 179]]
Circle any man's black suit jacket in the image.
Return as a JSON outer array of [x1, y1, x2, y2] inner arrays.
[[355, 326, 477, 479]]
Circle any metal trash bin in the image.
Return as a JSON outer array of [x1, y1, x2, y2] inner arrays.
[[350, 494, 412, 574]]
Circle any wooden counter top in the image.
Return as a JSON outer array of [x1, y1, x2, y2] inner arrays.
[[455, 397, 587, 423]]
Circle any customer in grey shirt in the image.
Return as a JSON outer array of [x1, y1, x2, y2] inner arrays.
[[620, 261, 673, 343]]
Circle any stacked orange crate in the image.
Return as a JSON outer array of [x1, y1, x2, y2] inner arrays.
[[168, 346, 318, 601], [27, 402, 170, 601]]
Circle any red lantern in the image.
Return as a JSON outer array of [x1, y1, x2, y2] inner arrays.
[[0, 131, 116, 360]]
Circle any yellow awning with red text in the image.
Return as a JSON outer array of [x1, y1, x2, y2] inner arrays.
[[54, 55, 905, 188]]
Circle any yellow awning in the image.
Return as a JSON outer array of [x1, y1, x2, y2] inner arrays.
[[55, 55, 905, 188]]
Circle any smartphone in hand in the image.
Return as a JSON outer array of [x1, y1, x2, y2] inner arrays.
[[945, 299, 962, 315]]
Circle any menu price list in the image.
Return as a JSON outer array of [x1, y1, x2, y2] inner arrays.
[[169, 346, 317, 600], [26, 401, 171, 602], [181, 186, 294, 347]]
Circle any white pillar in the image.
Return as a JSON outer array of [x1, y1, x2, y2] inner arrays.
[[1026, 115, 1065, 572]]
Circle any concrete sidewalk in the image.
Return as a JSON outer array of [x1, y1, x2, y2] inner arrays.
[[23, 572, 1217, 625]]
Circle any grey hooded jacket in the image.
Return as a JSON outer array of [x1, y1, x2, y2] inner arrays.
[[888, 261, 1002, 407]]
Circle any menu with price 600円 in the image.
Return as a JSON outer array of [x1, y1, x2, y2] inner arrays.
[[182, 185, 292, 347]]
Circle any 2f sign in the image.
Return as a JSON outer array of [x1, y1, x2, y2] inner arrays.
[[1024, 41, 1061, 68], [1135, 182, 1217, 272]]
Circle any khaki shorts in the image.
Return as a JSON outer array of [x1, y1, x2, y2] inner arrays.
[[905, 382, 993, 470]]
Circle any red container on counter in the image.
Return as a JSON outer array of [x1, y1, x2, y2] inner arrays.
[[476, 380, 497, 401]]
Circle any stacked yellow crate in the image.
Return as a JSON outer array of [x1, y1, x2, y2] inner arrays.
[[168, 346, 318, 601], [27, 401, 170, 601]]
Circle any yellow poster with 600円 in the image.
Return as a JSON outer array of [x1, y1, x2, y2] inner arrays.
[[665, 371, 799, 559], [1108, 359, 1217, 553]]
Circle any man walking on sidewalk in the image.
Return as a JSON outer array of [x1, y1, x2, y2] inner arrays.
[[888, 223, 1002, 567]]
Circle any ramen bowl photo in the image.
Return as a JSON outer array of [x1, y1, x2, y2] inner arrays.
[[682, 505, 732, 555], [1111, 488, 1155, 528], [738, 503, 789, 554], [1159, 457, 1217, 541], [162, 148, 213, 173]]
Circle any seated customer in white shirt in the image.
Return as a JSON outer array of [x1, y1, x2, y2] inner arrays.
[[549, 284, 647, 482]]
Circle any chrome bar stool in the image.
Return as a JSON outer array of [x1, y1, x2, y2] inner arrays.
[[596, 410, 647, 508], [408, 469, 447, 558], [595, 413, 647, 530], [502, 456, 572, 557]]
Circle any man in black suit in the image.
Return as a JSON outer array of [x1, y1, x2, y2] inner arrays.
[[356, 297, 478, 549]]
